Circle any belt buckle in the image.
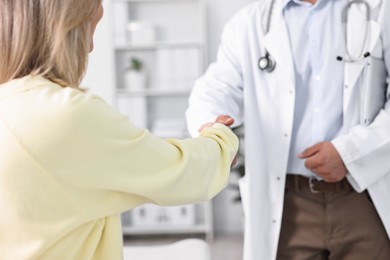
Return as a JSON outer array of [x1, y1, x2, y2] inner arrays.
[[309, 177, 321, 194]]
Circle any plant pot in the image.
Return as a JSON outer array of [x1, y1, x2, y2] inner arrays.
[[124, 70, 146, 90]]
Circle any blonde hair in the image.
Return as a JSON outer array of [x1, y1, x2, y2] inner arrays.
[[0, 0, 102, 87]]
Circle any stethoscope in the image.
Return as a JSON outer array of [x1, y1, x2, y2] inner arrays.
[[258, 0, 277, 72], [258, 0, 371, 73]]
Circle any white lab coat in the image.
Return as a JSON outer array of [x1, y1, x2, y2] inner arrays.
[[186, 0, 390, 259]]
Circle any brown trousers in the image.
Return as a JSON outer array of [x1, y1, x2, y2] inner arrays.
[[276, 175, 390, 260]]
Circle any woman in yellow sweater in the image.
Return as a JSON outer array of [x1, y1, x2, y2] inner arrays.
[[0, 0, 238, 259]]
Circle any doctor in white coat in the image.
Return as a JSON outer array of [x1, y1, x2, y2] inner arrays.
[[186, 0, 390, 259]]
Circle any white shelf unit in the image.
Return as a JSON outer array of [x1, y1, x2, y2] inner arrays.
[[121, 202, 213, 241], [109, 0, 213, 240]]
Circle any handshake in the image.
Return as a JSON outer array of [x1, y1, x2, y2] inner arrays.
[[198, 115, 235, 132], [199, 115, 237, 167]]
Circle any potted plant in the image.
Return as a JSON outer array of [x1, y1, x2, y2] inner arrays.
[[124, 57, 146, 91]]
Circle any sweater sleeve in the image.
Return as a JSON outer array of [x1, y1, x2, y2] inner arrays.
[[22, 87, 238, 218]]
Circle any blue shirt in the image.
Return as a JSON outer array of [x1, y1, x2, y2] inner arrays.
[[283, 0, 345, 177]]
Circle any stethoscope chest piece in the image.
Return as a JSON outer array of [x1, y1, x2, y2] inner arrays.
[[258, 53, 276, 72]]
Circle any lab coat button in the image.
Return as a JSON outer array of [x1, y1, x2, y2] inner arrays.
[[272, 219, 277, 223], [277, 177, 281, 181], [344, 85, 349, 89], [284, 133, 288, 138]]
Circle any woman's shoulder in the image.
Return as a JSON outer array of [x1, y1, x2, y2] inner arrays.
[[0, 75, 135, 144], [6, 75, 108, 117], [0, 75, 93, 106]]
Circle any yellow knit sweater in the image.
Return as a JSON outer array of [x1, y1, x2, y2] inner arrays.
[[0, 76, 238, 259]]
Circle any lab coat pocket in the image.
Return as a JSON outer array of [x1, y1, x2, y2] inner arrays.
[[359, 56, 388, 125]]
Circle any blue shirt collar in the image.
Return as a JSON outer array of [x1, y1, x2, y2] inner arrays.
[[282, 0, 293, 9], [282, 0, 326, 10]]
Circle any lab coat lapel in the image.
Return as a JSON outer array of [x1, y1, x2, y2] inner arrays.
[[263, 4, 295, 85], [344, 1, 381, 112]]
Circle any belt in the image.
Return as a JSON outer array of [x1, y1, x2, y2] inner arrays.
[[286, 174, 353, 193]]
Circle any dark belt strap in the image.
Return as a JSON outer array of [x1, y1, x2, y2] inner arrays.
[[286, 174, 353, 193]]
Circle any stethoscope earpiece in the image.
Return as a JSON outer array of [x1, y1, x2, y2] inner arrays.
[[336, 52, 371, 62]]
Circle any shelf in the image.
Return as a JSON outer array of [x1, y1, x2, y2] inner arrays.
[[115, 41, 205, 51], [122, 224, 210, 235], [116, 89, 191, 97], [112, 0, 212, 240]]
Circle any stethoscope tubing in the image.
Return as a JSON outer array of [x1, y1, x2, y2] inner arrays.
[[341, 0, 371, 62], [258, 0, 276, 72], [258, 0, 371, 72]]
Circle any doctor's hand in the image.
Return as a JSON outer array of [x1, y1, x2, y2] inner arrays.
[[299, 142, 348, 183], [198, 115, 235, 132]]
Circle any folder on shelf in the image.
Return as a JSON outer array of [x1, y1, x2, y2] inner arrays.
[[155, 48, 175, 90], [155, 47, 202, 91], [175, 48, 187, 90], [117, 97, 148, 129], [175, 48, 202, 90], [113, 2, 128, 45], [186, 47, 202, 88]]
